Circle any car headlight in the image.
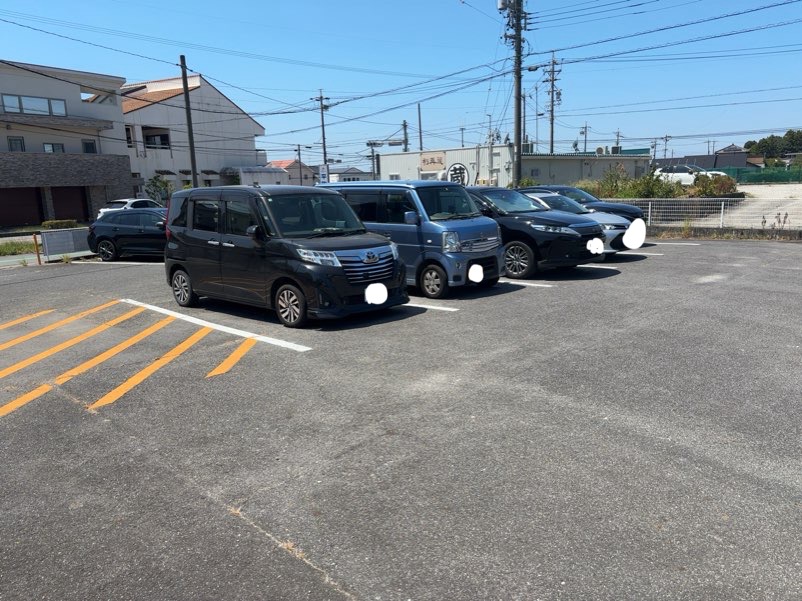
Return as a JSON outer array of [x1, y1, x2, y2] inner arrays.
[[297, 249, 341, 267], [389, 241, 399, 260], [442, 231, 461, 252], [529, 223, 579, 236]]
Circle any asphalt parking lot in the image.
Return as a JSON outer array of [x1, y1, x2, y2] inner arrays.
[[1, 240, 801, 600]]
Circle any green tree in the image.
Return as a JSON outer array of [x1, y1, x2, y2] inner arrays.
[[144, 175, 174, 201]]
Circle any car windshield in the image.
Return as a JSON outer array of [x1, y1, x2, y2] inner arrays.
[[104, 201, 128, 209], [416, 186, 481, 220], [530, 194, 590, 214], [481, 189, 545, 214], [557, 188, 601, 204], [265, 192, 365, 238]]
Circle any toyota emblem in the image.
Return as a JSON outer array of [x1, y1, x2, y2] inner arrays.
[[362, 250, 379, 264]]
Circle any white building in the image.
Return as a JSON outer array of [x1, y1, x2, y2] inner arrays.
[[122, 75, 266, 196], [378, 145, 652, 187]]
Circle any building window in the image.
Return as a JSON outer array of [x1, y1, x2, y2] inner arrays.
[[204, 180, 212, 187], [1, 94, 67, 116], [142, 127, 170, 149], [82, 139, 97, 154], [389, 173, 400, 180], [7, 136, 25, 152], [43, 143, 65, 153], [125, 126, 134, 148]]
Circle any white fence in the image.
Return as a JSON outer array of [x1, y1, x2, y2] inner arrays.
[[602, 198, 800, 230]]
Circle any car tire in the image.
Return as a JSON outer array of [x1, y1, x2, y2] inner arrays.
[[275, 284, 308, 328], [171, 269, 199, 307], [97, 239, 118, 262], [504, 241, 535, 278], [419, 264, 449, 299]]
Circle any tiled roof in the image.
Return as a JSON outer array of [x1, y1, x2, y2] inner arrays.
[[270, 160, 297, 168], [122, 87, 199, 113]]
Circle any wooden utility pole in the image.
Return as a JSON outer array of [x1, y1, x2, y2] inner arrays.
[[180, 55, 198, 188]]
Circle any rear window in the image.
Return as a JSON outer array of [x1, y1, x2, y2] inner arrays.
[[104, 201, 127, 209]]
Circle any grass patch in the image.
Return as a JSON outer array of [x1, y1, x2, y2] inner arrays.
[[0, 241, 36, 256]]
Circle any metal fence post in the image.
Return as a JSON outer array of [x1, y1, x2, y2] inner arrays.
[[720, 201, 725, 228], [648, 202, 652, 226]]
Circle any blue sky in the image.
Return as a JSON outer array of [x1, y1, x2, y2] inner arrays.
[[2, 0, 801, 169]]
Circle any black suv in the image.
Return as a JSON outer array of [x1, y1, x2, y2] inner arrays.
[[466, 187, 605, 278], [164, 186, 408, 327], [519, 185, 644, 222], [87, 208, 167, 261]]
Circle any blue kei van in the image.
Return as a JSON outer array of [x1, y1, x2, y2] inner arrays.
[[320, 181, 505, 298]]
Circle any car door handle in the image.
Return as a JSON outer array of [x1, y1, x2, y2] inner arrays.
[[221, 242, 235, 248], [382, 232, 392, 238], [207, 239, 220, 246]]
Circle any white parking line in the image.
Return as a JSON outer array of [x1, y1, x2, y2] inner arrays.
[[500, 279, 554, 288], [579, 265, 620, 270], [405, 303, 459, 312], [617, 251, 664, 256], [650, 242, 701, 246], [120, 299, 311, 352]]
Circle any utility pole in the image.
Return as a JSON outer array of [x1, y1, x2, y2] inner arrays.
[[501, 0, 526, 186], [663, 135, 671, 159], [579, 122, 589, 153], [417, 103, 423, 151], [545, 53, 561, 154], [179, 55, 198, 188], [402, 120, 409, 152], [311, 90, 330, 165], [460, 127, 465, 148], [615, 130, 621, 147]]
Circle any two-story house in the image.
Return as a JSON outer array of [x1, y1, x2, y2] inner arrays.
[[122, 75, 266, 197], [0, 60, 134, 227]]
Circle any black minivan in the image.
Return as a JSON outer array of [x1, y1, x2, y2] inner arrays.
[[164, 186, 408, 327]]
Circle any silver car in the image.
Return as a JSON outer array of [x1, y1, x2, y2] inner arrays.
[[522, 191, 631, 256], [96, 198, 164, 219]]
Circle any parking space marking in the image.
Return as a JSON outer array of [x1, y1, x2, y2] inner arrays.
[[650, 242, 701, 246], [499, 279, 554, 288], [404, 303, 460, 312], [207, 338, 258, 378], [0, 310, 55, 331], [88, 327, 213, 411], [617, 251, 664, 256], [120, 299, 311, 352], [0, 300, 119, 352], [0, 307, 145, 381], [578, 265, 620, 270], [0, 384, 52, 418]]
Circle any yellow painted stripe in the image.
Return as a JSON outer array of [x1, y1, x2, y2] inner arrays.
[[0, 316, 175, 419], [88, 327, 213, 411], [0, 309, 55, 331], [0, 300, 119, 351], [0, 384, 53, 418], [55, 316, 175, 385], [206, 337, 258, 378], [0, 307, 145, 381]]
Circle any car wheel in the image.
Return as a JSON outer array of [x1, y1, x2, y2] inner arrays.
[[275, 284, 308, 328], [504, 241, 535, 278], [171, 269, 198, 307], [419, 264, 449, 299], [97, 239, 118, 262], [477, 276, 499, 288]]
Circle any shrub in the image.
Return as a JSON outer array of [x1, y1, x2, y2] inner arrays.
[[0, 240, 36, 256], [689, 174, 738, 197], [41, 219, 78, 229]]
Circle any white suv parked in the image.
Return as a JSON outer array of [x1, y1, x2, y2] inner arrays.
[[654, 165, 728, 186], [97, 198, 164, 219]]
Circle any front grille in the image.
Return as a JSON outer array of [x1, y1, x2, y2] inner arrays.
[[461, 236, 500, 253], [336, 246, 395, 284]]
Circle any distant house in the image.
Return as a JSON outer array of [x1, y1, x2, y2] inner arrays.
[[122, 74, 265, 196], [270, 159, 317, 186], [0, 60, 134, 226], [652, 144, 758, 172], [327, 166, 371, 182]]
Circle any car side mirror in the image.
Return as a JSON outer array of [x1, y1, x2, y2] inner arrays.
[[156, 221, 166, 230], [403, 211, 419, 225], [246, 224, 265, 240], [480, 206, 493, 217]]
